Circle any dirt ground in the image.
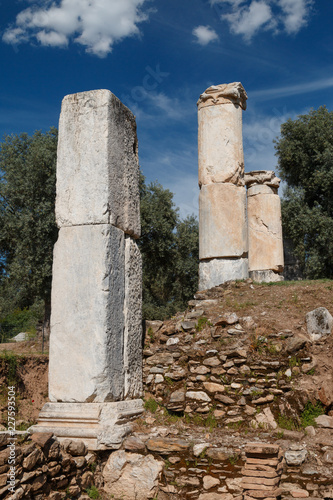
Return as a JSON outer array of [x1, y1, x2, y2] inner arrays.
[[194, 278, 333, 335], [0, 337, 49, 355]]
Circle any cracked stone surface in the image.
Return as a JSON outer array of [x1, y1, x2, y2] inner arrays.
[[56, 89, 140, 238], [247, 189, 284, 274], [198, 93, 245, 187], [49, 224, 126, 402], [199, 183, 247, 260]]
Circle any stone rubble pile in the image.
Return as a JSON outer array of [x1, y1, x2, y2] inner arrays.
[[143, 284, 313, 431]]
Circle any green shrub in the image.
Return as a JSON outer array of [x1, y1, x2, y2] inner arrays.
[[289, 357, 300, 368], [0, 301, 43, 342], [144, 398, 159, 413], [301, 401, 325, 427], [0, 351, 18, 384], [204, 411, 217, 431], [86, 486, 100, 499], [89, 462, 97, 473], [277, 414, 298, 431], [228, 453, 240, 465], [195, 317, 211, 332]]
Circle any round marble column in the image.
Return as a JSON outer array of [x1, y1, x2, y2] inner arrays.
[[245, 170, 284, 282], [197, 82, 248, 290]]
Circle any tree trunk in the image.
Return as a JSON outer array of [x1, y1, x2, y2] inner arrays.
[[43, 298, 51, 341]]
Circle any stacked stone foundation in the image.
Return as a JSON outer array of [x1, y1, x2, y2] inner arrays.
[[241, 443, 283, 499]]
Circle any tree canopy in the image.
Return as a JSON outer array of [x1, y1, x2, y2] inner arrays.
[[139, 174, 198, 319], [275, 106, 333, 278], [0, 129, 199, 331], [0, 129, 58, 318]]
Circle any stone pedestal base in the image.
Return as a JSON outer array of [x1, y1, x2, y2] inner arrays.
[[199, 257, 248, 290], [249, 270, 284, 283], [29, 400, 143, 451]]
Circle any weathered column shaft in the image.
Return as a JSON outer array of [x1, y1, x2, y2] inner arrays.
[[198, 83, 248, 290], [245, 170, 284, 282], [31, 90, 143, 450], [199, 183, 247, 259], [198, 91, 245, 188]]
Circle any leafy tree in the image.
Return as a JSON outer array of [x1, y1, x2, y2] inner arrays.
[[0, 128, 58, 324], [171, 215, 199, 308], [274, 106, 333, 278], [139, 174, 199, 319]]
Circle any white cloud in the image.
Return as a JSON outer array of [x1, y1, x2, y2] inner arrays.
[[279, 0, 313, 34], [212, 0, 313, 40], [146, 92, 184, 119], [193, 25, 219, 45], [36, 30, 68, 47], [2, 27, 27, 44], [165, 172, 199, 219], [2, 0, 150, 57], [140, 145, 199, 218], [222, 1, 273, 40], [210, 0, 245, 6]]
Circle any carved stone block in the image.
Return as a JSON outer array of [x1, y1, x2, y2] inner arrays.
[[49, 225, 142, 403], [56, 89, 140, 237], [199, 257, 248, 291], [247, 191, 284, 273], [199, 183, 247, 260], [29, 401, 144, 451]]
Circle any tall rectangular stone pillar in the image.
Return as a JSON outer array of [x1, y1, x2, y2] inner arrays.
[[30, 90, 143, 450], [245, 170, 284, 282], [198, 83, 248, 290]]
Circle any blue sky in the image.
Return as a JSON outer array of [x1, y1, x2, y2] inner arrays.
[[1, 0, 333, 218]]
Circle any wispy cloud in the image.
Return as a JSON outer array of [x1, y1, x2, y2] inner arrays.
[[210, 0, 314, 41], [193, 25, 219, 45], [2, 0, 151, 57], [147, 92, 184, 119], [127, 89, 195, 124], [279, 0, 313, 34], [222, 1, 274, 41], [250, 77, 333, 101]]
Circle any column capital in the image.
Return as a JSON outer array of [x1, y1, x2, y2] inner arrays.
[[197, 82, 248, 110], [245, 170, 281, 188]]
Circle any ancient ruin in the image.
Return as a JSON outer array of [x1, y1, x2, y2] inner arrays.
[[198, 82, 249, 290], [31, 90, 143, 450], [198, 83, 284, 289], [7, 282, 333, 499], [245, 170, 284, 282]]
